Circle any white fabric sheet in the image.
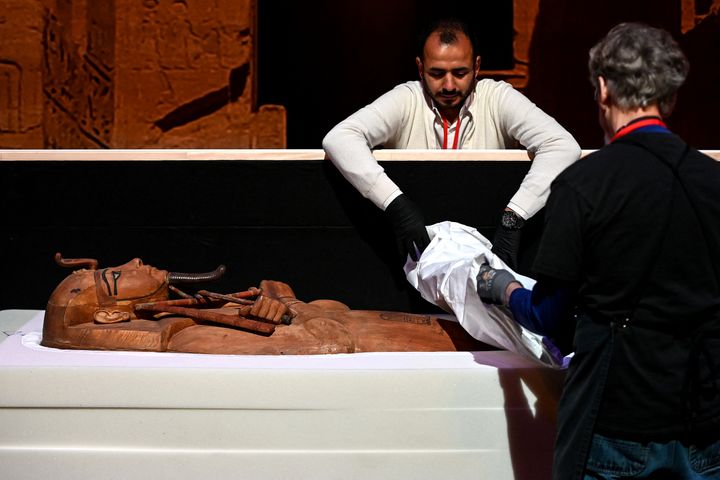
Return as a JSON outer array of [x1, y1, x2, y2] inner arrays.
[[405, 221, 568, 369]]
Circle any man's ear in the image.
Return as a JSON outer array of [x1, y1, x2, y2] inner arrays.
[[598, 76, 610, 105], [416, 56, 423, 81], [474, 55, 481, 77], [93, 309, 131, 324]]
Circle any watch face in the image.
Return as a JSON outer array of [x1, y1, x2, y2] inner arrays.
[[501, 211, 524, 230]]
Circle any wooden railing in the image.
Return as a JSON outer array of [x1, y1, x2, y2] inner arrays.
[[1, 149, 719, 161]]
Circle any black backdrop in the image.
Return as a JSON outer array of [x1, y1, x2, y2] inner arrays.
[[257, 1, 718, 150], [0, 158, 541, 311], [257, 0, 514, 148]]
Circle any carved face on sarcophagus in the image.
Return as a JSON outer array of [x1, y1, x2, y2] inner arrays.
[[47, 257, 169, 326], [43, 254, 489, 354]]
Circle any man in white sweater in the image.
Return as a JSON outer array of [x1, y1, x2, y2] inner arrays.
[[323, 18, 581, 268]]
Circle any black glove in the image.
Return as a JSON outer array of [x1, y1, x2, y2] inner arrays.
[[476, 264, 519, 305], [492, 210, 525, 270], [384, 194, 430, 261]]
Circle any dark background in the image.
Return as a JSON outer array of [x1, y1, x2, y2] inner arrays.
[[258, 0, 718, 149], [2, 0, 718, 311], [0, 159, 537, 311], [258, 0, 513, 147]]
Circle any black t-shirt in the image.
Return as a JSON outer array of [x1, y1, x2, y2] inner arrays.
[[533, 131, 720, 440]]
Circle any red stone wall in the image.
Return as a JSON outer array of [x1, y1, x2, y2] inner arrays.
[[1, 0, 286, 148], [0, 1, 44, 148], [114, 0, 284, 148]]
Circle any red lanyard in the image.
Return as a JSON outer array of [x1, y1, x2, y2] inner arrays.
[[442, 115, 462, 149], [610, 117, 666, 142]]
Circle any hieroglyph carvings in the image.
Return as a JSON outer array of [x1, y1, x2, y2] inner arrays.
[[1, 0, 286, 148], [0, 1, 44, 148], [0, 62, 21, 132], [118, 0, 282, 148], [43, 9, 113, 147]]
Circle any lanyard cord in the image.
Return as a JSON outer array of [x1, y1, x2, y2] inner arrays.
[[442, 115, 462, 149]]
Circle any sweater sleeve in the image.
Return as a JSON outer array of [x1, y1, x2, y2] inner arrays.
[[508, 279, 576, 336], [495, 84, 581, 219], [322, 84, 415, 210]]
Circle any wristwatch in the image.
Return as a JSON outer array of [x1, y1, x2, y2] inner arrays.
[[500, 210, 525, 230]]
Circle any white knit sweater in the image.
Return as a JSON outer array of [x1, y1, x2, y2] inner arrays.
[[322, 79, 581, 218]]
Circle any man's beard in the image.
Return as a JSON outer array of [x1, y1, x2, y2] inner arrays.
[[423, 79, 474, 112], [435, 90, 462, 107]]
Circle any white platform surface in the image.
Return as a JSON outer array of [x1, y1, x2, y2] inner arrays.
[[0, 310, 564, 480]]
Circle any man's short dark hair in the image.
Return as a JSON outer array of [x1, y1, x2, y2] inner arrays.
[[417, 18, 477, 60]]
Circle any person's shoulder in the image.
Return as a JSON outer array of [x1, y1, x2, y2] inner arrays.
[[373, 80, 423, 105], [683, 143, 720, 176], [616, 132, 713, 168], [561, 140, 658, 184], [555, 147, 614, 181], [693, 149, 720, 168], [473, 79, 531, 109], [380, 80, 428, 111], [392, 80, 422, 95], [674, 137, 719, 167], [474, 78, 514, 94]]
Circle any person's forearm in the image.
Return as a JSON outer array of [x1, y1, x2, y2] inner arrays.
[[323, 87, 410, 209], [323, 123, 400, 209], [501, 89, 581, 218], [507, 142, 580, 218], [507, 281, 575, 336]]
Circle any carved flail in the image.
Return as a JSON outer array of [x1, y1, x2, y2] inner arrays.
[[195, 289, 291, 324], [197, 289, 256, 306], [134, 303, 275, 336], [136, 287, 293, 329], [168, 285, 194, 299], [135, 297, 217, 309]]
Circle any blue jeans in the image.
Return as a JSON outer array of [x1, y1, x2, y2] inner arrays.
[[583, 433, 720, 479]]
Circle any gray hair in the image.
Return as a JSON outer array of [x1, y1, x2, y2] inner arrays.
[[588, 23, 689, 117]]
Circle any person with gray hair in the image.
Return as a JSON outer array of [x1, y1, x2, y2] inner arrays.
[[588, 22, 690, 141], [477, 22, 720, 479]]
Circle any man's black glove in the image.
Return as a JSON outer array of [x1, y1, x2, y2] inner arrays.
[[492, 210, 525, 270], [476, 263, 519, 305], [384, 194, 430, 262]]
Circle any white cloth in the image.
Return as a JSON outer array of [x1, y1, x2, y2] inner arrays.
[[405, 221, 568, 369], [323, 79, 581, 217]]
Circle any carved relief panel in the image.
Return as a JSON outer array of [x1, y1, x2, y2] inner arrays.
[[0, 1, 43, 148], [3, 0, 285, 148], [0, 62, 21, 132], [116, 0, 263, 147]]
